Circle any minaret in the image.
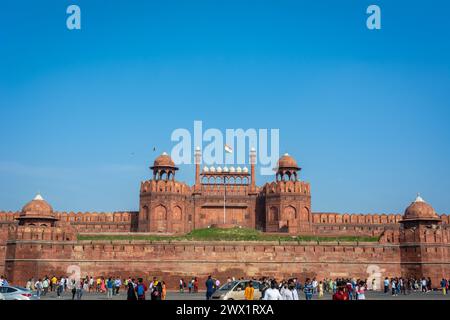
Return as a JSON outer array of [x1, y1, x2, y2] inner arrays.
[[194, 146, 201, 190], [250, 147, 256, 192]]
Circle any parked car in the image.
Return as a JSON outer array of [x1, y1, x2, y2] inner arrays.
[[0, 286, 38, 300], [211, 280, 262, 300]]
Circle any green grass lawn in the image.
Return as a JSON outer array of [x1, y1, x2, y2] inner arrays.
[[77, 227, 379, 243]]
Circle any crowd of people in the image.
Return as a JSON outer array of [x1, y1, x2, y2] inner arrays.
[[381, 277, 439, 295], [243, 277, 368, 300], [1, 273, 450, 300], [18, 275, 167, 300]]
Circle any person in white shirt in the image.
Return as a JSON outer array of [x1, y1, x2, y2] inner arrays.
[[56, 278, 64, 298], [42, 278, 49, 296], [312, 279, 318, 295], [60, 277, 66, 292], [114, 278, 122, 295], [383, 278, 389, 293], [280, 284, 291, 300], [35, 279, 43, 299], [372, 278, 377, 291], [262, 282, 282, 300], [89, 277, 94, 292], [287, 286, 299, 300]]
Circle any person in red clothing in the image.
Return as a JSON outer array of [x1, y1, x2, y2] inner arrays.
[[332, 283, 349, 301], [193, 277, 199, 293]]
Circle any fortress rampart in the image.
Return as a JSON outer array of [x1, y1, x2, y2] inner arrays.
[[1, 151, 448, 287]]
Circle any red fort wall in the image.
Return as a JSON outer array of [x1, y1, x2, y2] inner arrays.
[[3, 223, 450, 289]]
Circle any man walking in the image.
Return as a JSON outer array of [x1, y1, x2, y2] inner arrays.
[[383, 277, 389, 293], [205, 275, 214, 300], [304, 279, 313, 300], [441, 278, 448, 295], [106, 278, 114, 299], [35, 279, 43, 299], [262, 281, 282, 300]]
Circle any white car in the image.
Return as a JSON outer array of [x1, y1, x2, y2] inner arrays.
[[0, 286, 38, 300], [211, 280, 263, 300]]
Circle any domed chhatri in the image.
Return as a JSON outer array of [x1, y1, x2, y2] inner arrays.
[[276, 153, 301, 182], [277, 153, 299, 169], [18, 194, 58, 226], [151, 152, 176, 168], [403, 194, 440, 221], [150, 152, 178, 181]]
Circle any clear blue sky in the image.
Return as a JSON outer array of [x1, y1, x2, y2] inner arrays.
[[0, 0, 449, 214]]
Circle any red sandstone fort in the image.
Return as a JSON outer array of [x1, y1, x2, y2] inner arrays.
[[0, 150, 449, 288]]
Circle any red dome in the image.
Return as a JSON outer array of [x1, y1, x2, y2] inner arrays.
[[277, 153, 299, 169], [20, 194, 57, 221], [22, 194, 53, 214], [152, 152, 176, 168], [404, 195, 439, 220]]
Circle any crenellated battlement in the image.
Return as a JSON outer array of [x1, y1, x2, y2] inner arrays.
[[378, 227, 450, 245], [140, 179, 191, 194], [0, 211, 20, 222], [7, 225, 76, 242], [262, 180, 311, 195], [55, 211, 137, 223], [312, 212, 403, 225], [440, 214, 450, 224]]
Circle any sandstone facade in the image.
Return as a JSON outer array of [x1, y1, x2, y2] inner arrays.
[[0, 151, 449, 288]]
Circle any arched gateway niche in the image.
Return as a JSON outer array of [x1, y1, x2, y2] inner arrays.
[[300, 207, 310, 222], [269, 207, 279, 222], [172, 206, 182, 221], [284, 205, 297, 220], [153, 205, 168, 232]]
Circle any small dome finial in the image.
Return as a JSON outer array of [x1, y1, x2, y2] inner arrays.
[[415, 193, 425, 203], [34, 193, 44, 201]]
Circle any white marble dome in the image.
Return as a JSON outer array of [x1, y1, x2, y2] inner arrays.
[[209, 166, 216, 172], [243, 167, 249, 173], [203, 166, 209, 172], [216, 166, 222, 173], [229, 166, 236, 172], [236, 166, 242, 173]]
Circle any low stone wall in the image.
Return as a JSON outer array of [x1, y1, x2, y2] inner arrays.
[[4, 239, 406, 289]]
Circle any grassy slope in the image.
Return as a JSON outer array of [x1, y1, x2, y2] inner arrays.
[[77, 227, 379, 242]]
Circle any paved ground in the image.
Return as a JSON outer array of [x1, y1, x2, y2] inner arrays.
[[38, 290, 450, 300]]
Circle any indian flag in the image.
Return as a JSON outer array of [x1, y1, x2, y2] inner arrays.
[[224, 144, 233, 154]]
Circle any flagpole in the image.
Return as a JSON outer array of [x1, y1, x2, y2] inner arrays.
[[223, 176, 226, 224], [223, 144, 232, 225]]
